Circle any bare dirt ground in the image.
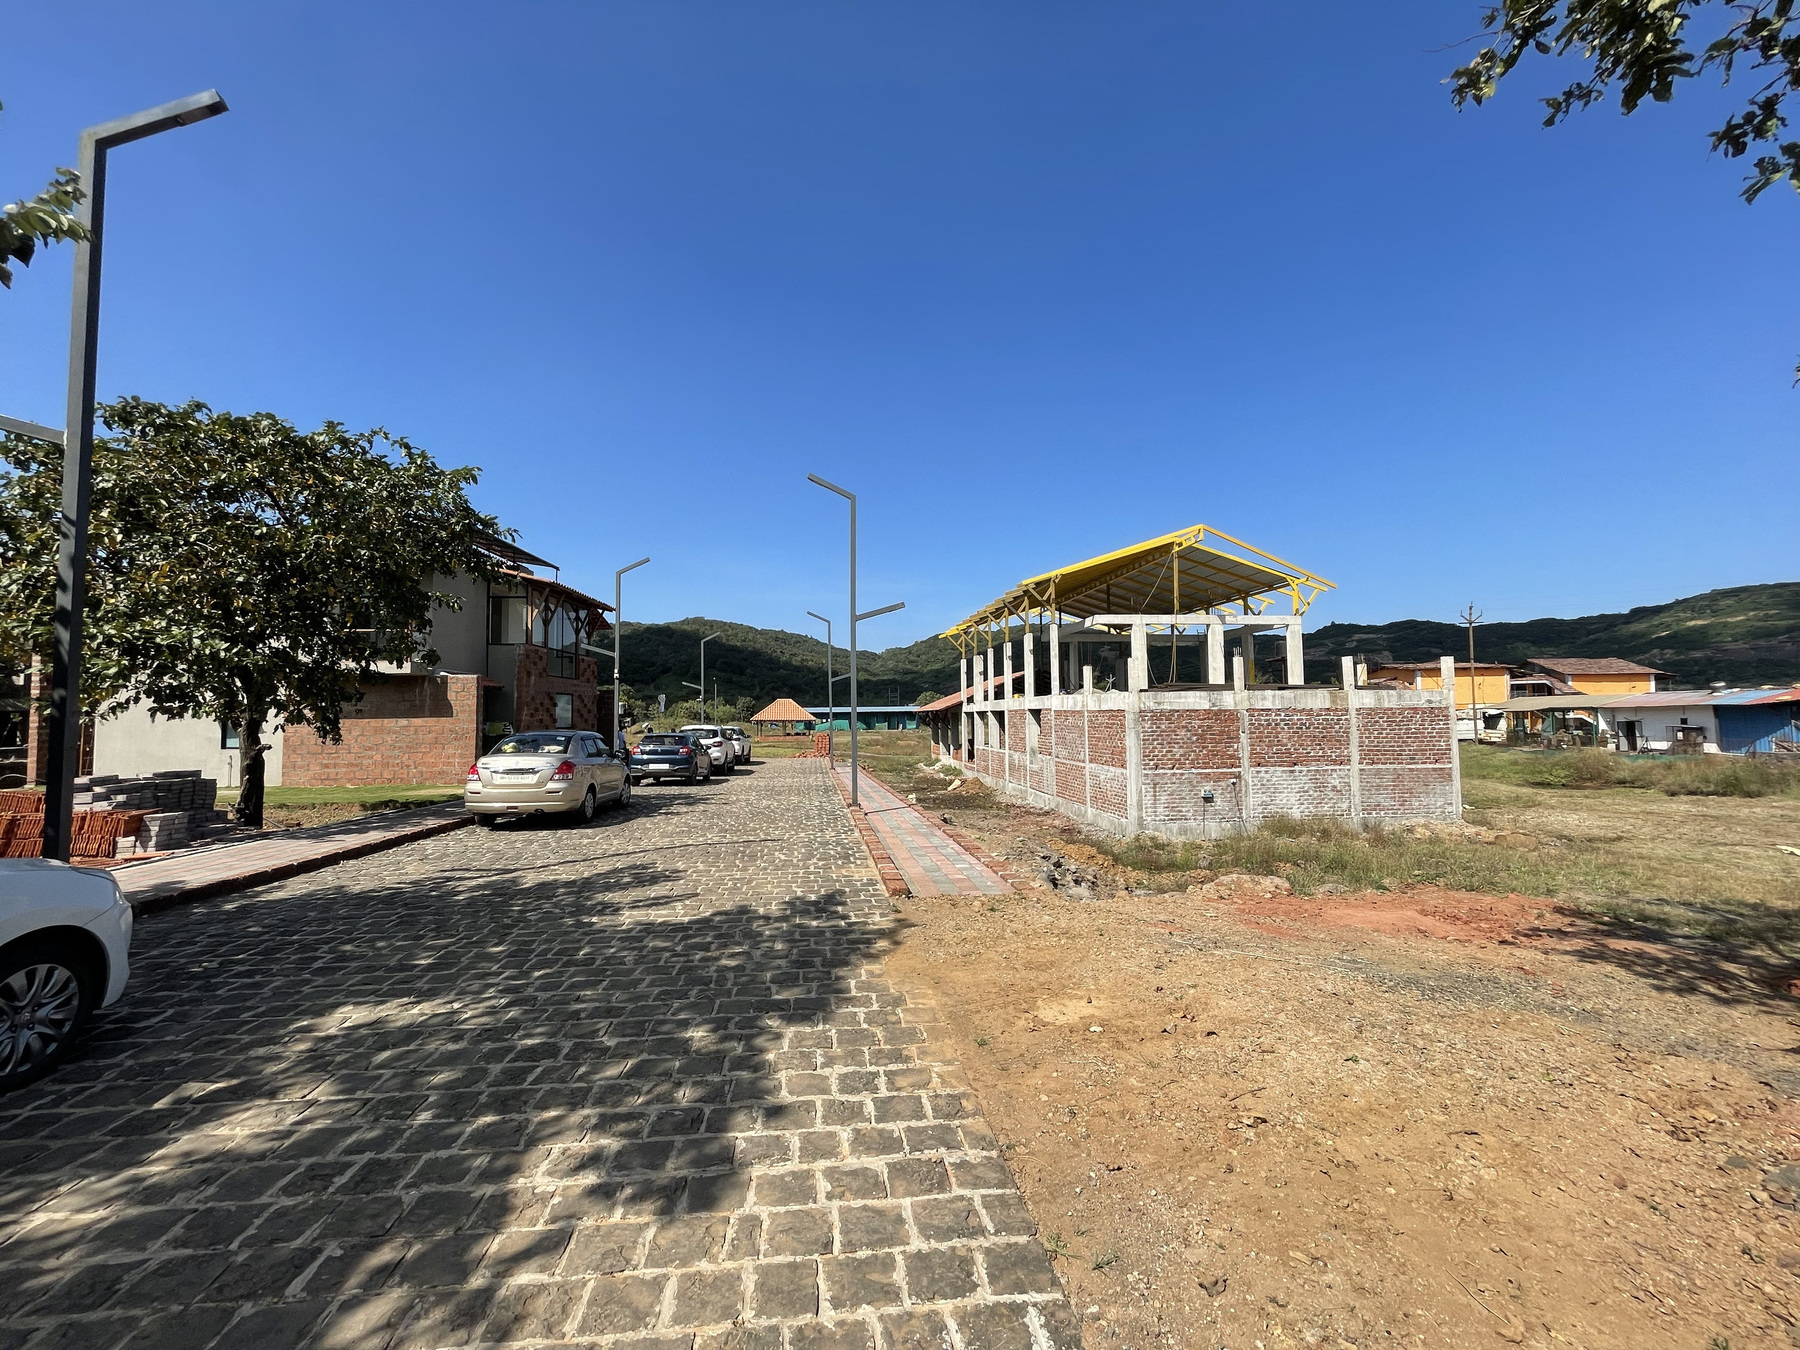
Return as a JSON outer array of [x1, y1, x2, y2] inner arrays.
[[883, 781, 1800, 1350]]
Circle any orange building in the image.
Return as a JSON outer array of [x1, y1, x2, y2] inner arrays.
[[1367, 661, 1512, 708], [1523, 658, 1665, 697]]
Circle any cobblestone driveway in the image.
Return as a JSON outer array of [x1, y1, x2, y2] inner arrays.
[[0, 760, 1076, 1350]]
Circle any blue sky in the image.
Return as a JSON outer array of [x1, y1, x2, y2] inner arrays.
[[3, 2, 1794, 647]]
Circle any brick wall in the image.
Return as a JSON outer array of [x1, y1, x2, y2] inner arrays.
[[967, 691, 1457, 837], [1141, 708, 1237, 770], [1087, 711, 1127, 769], [514, 647, 602, 734], [285, 673, 482, 786]]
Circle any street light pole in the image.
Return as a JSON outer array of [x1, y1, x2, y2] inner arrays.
[[41, 90, 228, 864], [806, 610, 833, 764], [612, 557, 649, 750], [699, 632, 721, 725], [807, 475, 903, 807]]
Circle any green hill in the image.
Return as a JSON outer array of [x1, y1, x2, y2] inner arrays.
[[1306, 582, 1800, 689], [617, 617, 962, 711]]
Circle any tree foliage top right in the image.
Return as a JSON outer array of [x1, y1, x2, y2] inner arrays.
[[1450, 1, 1800, 203]]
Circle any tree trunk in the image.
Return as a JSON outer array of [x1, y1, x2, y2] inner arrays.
[[235, 712, 267, 828]]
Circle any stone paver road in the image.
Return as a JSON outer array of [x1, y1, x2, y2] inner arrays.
[[0, 760, 1077, 1350]]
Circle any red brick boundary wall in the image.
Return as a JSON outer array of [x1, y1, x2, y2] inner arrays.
[[942, 684, 1459, 841], [285, 674, 482, 787]]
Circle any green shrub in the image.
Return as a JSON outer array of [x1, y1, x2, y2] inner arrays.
[[1461, 744, 1800, 798]]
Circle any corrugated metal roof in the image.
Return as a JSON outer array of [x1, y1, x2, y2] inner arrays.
[[1605, 688, 1800, 708], [1495, 694, 1629, 712], [1527, 657, 1668, 676]]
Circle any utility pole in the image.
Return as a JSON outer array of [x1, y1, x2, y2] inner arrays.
[[1459, 603, 1482, 739]]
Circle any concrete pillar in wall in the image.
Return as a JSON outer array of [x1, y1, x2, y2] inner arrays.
[[1129, 621, 1149, 693], [1284, 618, 1305, 686], [1343, 656, 1363, 824], [1047, 620, 1062, 696], [977, 650, 988, 704], [1232, 652, 1246, 692], [1442, 654, 1463, 813], [1023, 615, 1036, 698], [1082, 663, 1094, 693], [1206, 620, 1225, 686], [1003, 632, 1015, 701], [959, 655, 969, 705]]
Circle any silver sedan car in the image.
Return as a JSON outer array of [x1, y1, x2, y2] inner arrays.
[[466, 730, 631, 825]]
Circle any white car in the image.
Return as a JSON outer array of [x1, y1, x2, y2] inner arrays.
[[0, 860, 133, 1091], [678, 725, 737, 774], [721, 725, 752, 764]]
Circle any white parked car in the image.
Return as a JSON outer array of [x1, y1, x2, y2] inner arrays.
[[678, 725, 737, 774], [720, 725, 752, 764], [0, 859, 133, 1091]]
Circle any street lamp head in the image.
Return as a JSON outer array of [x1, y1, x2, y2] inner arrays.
[[807, 473, 854, 502], [704, 632, 722, 643], [90, 90, 229, 149], [806, 611, 830, 626], [618, 556, 650, 578]]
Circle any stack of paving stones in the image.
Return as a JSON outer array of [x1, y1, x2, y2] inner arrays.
[[74, 770, 228, 855], [0, 757, 1078, 1350]]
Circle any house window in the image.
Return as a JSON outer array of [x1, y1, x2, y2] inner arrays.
[[489, 597, 528, 644], [221, 722, 240, 750], [553, 694, 574, 729]]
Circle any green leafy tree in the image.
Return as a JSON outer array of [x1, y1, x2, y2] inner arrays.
[[0, 398, 506, 825], [1449, 2, 1800, 203], [914, 690, 943, 706], [0, 100, 90, 288]]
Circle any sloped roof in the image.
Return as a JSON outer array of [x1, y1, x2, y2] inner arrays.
[[750, 698, 814, 723], [918, 672, 1023, 713], [946, 524, 1333, 640], [1528, 657, 1667, 677], [1606, 687, 1800, 708]]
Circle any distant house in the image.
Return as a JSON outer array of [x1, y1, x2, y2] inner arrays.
[[1523, 657, 1665, 697], [88, 537, 613, 788], [1601, 687, 1800, 755], [1366, 662, 1512, 741]]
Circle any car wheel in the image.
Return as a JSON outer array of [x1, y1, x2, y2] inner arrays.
[[614, 777, 632, 809], [723, 756, 736, 774], [0, 943, 95, 1092], [575, 786, 598, 824]]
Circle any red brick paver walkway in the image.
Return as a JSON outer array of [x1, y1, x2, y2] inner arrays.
[[835, 766, 1010, 897], [112, 803, 472, 911]]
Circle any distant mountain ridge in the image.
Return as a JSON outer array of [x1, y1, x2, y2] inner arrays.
[[1307, 582, 1800, 689], [616, 617, 962, 710], [617, 583, 1799, 708]]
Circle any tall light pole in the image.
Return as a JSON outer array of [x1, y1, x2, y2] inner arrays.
[[611, 557, 649, 749], [682, 632, 723, 726], [38, 90, 228, 863], [806, 474, 903, 807]]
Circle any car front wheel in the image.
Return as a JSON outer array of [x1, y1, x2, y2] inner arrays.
[[0, 944, 95, 1092]]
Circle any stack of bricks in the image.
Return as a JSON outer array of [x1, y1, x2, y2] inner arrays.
[[797, 732, 834, 759]]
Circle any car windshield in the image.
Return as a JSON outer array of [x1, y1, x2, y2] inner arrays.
[[491, 734, 574, 755], [639, 734, 690, 747]]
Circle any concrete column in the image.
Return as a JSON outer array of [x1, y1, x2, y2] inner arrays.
[[1442, 655, 1464, 814], [1206, 620, 1225, 686], [1002, 633, 1015, 701], [959, 655, 969, 705], [1047, 620, 1062, 696], [1231, 652, 1246, 692], [977, 650, 989, 704], [1284, 618, 1305, 687], [1129, 621, 1149, 693], [1023, 615, 1036, 699], [1082, 663, 1094, 693], [1342, 656, 1362, 825]]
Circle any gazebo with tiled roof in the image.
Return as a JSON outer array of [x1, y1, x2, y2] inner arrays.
[[750, 698, 815, 737]]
